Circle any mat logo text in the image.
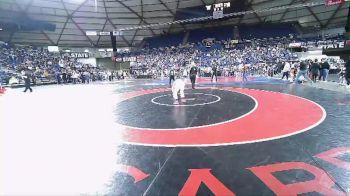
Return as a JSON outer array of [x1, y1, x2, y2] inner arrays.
[[119, 147, 350, 195]]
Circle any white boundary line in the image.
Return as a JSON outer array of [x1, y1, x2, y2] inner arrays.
[[119, 89, 258, 131], [120, 88, 327, 147], [151, 93, 221, 107]]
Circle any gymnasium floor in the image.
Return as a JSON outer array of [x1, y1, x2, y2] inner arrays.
[[1, 77, 350, 195]]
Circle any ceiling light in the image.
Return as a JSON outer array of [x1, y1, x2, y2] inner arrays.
[[69, 0, 85, 4], [86, 31, 97, 36], [113, 31, 122, 36], [0, 28, 3, 31], [99, 32, 110, 36]]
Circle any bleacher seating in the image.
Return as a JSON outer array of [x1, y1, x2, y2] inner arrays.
[[188, 26, 233, 43], [239, 23, 298, 39], [145, 32, 185, 48], [143, 23, 299, 49]]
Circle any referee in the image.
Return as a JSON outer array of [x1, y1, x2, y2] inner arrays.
[[211, 63, 218, 82], [189, 62, 198, 89], [169, 68, 175, 86]]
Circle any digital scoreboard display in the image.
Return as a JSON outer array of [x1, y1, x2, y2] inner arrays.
[[175, 0, 248, 22]]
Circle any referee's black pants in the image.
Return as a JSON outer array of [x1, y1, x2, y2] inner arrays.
[[190, 75, 196, 89]]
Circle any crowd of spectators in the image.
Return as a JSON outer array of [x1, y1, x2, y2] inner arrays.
[[0, 43, 115, 86], [129, 38, 297, 78], [1, 35, 348, 88], [128, 36, 350, 87]]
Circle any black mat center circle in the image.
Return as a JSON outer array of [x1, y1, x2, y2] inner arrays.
[[115, 89, 256, 129], [151, 93, 220, 107]]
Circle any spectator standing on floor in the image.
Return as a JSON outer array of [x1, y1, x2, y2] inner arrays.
[[290, 62, 296, 81], [338, 65, 346, 85], [81, 71, 86, 83], [111, 71, 115, 81], [242, 64, 248, 82], [281, 61, 291, 80], [55, 69, 61, 84], [266, 65, 273, 78], [116, 71, 120, 80], [123, 71, 127, 79], [67, 69, 72, 83], [29, 67, 36, 86], [295, 60, 313, 84], [0, 74, 5, 95], [107, 71, 112, 81], [62, 69, 67, 83], [182, 68, 188, 78], [320, 60, 330, 81], [23, 69, 33, 93], [345, 57, 350, 87], [72, 70, 79, 84], [310, 59, 320, 83]]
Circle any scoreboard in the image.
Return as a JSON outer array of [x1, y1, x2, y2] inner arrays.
[[205, 2, 231, 11], [206, 2, 231, 19]]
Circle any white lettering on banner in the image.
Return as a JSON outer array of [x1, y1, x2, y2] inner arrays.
[[62, 52, 89, 58], [325, 0, 344, 6], [114, 56, 138, 62], [302, 40, 345, 49], [338, 42, 345, 48], [122, 57, 137, 62], [115, 57, 123, 62], [318, 41, 345, 49], [289, 43, 302, 48]]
